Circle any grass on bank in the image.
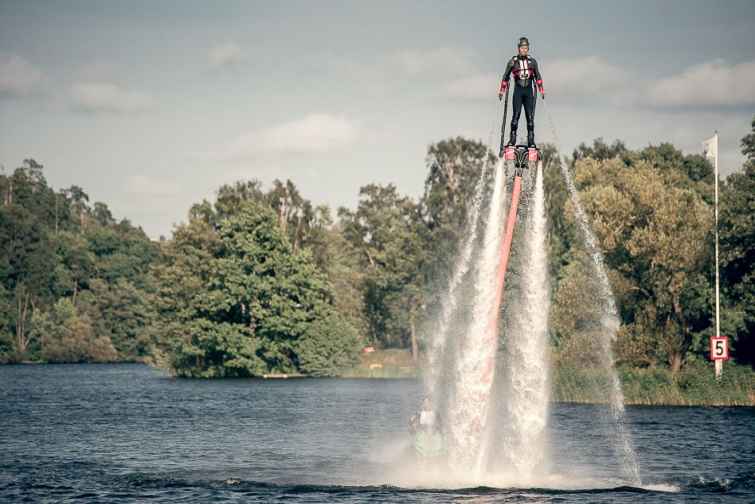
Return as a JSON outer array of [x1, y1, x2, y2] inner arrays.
[[522, 360, 754, 406], [340, 348, 418, 378], [346, 349, 755, 405]]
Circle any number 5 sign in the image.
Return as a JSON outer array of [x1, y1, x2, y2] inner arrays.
[[710, 336, 729, 361]]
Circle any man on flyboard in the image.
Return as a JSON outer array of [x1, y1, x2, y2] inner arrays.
[[498, 37, 545, 148]]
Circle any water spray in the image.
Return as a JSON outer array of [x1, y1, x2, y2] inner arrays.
[[542, 100, 642, 485]]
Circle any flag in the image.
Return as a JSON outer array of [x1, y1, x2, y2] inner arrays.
[[702, 134, 718, 161]]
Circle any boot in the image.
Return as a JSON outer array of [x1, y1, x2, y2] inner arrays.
[[527, 130, 536, 148], [507, 128, 517, 147]]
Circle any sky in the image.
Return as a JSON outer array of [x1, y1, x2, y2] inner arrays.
[[1, 0, 754, 238]]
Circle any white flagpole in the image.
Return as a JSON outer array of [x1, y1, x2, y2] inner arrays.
[[714, 131, 722, 380]]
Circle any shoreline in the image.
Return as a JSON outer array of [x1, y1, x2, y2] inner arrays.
[[3, 360, 753, 407]]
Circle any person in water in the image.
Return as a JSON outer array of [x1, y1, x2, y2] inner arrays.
[[498, 36, 545, 148], [409, 396, 444, 458], [409, 396, 439, 433]]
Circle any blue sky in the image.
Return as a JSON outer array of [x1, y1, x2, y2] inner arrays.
[[1, 0, 754, 238]]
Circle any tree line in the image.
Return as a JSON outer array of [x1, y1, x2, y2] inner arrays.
[[546, 124, 754, 373], [1, 118, 753, 377]]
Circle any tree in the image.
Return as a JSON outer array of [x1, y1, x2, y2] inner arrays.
[[53, 231, 95, 304], [0, 204, 56, 359], [719, 116, 755, 365], [79, 278, 157, 359], [740, 116, 755, 161], [153, 200, 359, 377], [318, 224, 369, 339], [339, 184, 427, 357], [64, 185, 90, 231], [30, 298, 117, 363], [422, 137, 493, 242], [543, 143, 575, 281], [419, 138, 494, 320], [0, 285, 13, 361], [85, 224, 159, 288], [572, 137, 628, 162], [565, 155, 713, 373], [93, 202, 115, 227]]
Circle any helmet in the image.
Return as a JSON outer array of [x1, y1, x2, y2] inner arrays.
[[518, 37, 529, 48]]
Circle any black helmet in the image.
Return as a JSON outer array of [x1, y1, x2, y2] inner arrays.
[[518, 37, 529, 48]]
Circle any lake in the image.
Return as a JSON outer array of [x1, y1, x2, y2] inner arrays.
[[1, 364, 753, 503]]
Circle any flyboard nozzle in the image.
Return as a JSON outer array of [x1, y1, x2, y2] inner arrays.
[[506, 145, 539, 175]]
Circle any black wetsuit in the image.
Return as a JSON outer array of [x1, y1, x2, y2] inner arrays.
[[502, 55, 543, 146]]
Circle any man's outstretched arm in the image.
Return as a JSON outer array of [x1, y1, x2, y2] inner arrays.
[[533, 59, 544, 98]]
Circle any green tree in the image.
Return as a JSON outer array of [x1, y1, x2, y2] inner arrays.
[[572, 137, 628, 162], [153, 200, 358, 377], [93, 201, 115, 227], [339, 184, 427, 358], [720, 116, 755, 365], [85, 224, 159, 287], [78, 278, 157, 359], [419, 138, 494, 326], [0, 204, 56, 359], [64, 185, 90, 231], [53, 231, 96, 304], [0, 159, 161, 363], [0, 285, 13, 361], [560, 154, 713, 373], [30, 298, 118, 363]]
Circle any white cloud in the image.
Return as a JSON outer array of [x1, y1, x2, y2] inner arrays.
[[126, 174, 180, 197], [209, 42, 242, 68], [0, 53, 43, 97], [70, 82, 154, 114], [219, 113, 359, 160], [75, 61, 123, 82], [441, 56, 628, 102], [394, 47, 476, 77], [442, 72, 498, 100], [544, 56, 628, 97], [441, 57, 755, 109], [649, 59, 755, 107]]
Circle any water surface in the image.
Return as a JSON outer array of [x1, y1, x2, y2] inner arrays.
[[1, 364, 753, 502]]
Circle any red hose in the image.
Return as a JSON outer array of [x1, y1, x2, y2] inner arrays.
[[481, 175, 522, 382]]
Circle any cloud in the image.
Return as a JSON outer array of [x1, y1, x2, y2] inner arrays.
[[544, 56, 628, 97], [126, 174, 180, 197], [394, 47, 476, 77], [442, 72, 498, 100], [209, 42, 243, 68], [218, 113, 359, 160], [649, 59, 755, 107], [0, 53, 43, 97], [70, 82, 154, 114], [441, 57, 755, 109], [441, 56, 628, 102]]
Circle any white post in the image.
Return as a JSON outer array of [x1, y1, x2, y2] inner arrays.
[[714, 132, 722, 380]]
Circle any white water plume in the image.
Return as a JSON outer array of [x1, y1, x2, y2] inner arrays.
[[492, 161, 551, 478], [559, 158, 641, 485], [425, 159, 489, 397], [538, 99, 640, 484], [446, 158, 508, 472], [414, 98, 639, 487]]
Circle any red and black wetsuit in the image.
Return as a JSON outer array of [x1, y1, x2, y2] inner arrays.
[[501, 55, 543, 146]]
